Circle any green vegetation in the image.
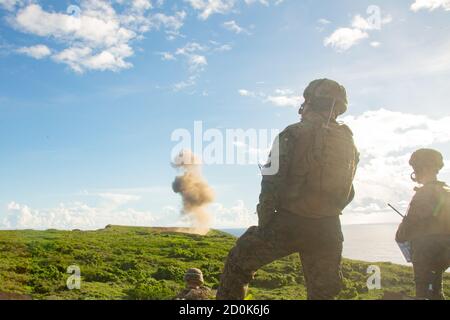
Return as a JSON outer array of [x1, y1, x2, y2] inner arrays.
[[0, 225, 448, 300]]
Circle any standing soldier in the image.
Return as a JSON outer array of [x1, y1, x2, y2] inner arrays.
[[175, 268, 212, 300], [396, 149, 450, 300], [217, 79, 359, 300]]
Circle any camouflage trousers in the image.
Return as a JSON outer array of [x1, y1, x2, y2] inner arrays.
[[411, 235, 450, 300], [174, 286, 212, 300], [216, 210, 344, 300]]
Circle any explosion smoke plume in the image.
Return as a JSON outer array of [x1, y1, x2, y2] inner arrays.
[[172, 150, 214, 235]]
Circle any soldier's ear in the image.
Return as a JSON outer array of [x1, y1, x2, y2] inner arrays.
[[298, 103, 304, 115], [299, 101, 308, 115]]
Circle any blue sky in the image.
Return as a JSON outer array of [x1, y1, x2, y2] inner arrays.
[[1, 0, 450, 230]]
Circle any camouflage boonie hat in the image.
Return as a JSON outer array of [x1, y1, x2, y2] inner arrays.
[[303, 79, 348, 116], [410, 148, 444, 171], [184, 268, 204, 284]]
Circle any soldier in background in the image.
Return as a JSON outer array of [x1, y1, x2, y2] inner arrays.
[[217, 79, 359, 300], [396, 149, 450, 300], [175, 268, 212, 300]]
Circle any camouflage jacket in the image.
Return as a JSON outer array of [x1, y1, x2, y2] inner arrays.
[[174, 286, 212, 300], [259, 113, 357, 219], [396, 181, 450, 242]]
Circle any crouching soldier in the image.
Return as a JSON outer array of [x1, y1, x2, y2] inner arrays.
[[396, 149, 450, 300], [174, 268, 212, 300], [217, 79, 359, 300]]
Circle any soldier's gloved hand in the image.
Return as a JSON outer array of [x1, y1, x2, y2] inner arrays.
[[257, 203, 275, 229]]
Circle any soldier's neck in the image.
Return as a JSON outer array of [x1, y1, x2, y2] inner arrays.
[[302, 112, 336, 124], [421, 176, 438, 185]]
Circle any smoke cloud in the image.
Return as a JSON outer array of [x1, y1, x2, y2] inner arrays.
[[172, 150, 214, 235]]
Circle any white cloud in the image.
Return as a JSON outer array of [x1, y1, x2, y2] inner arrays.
[[2, 0, 284, 73], [1, 195, 258, 230], [52, 44, 134, 73], [167, 41, 230, 91], [213, 43, 232, 52], [337, 39, 450, 82], [274, 88, 294, 95], [325, 12, 392, 52], [411, 0, 450, 11], [324, 28, 369, 52], [223, 20, 249, 34], [13, 4, 133, 47], [316, 18, 331, 32], [245, 0, 268, 5], [188, 54, 208, 72], [7, 2, 186, 73], [2, 193, 154, 230], [159, 52, 176, 61], [175, 42, 207, 55], [344, 108, 450, 157], [244, 0, 284, 6], [174, 42, 208, 73], [173, 75, 198, 91], [351, 15, 375, 31], [370, 41, 381, 48], [149, 11, 186, 38], [185, 0, 284, 20], [0, 0, 22, 11], [265, 94, 301, 107], [17, 44, 51, 59], [210, 200, 257, 228], [351, 14, 392, 31], [238, 89, 255, 97], [184, 0, 235, 20], [239, 87, 301, 107], [130, 0, 152, 12], [340, 108, 450, 223], [318, 18, 331, 25]]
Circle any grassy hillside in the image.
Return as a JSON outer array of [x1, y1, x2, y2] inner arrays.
[[0, 225, 448, 300]]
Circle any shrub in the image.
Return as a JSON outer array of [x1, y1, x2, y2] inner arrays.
[[338, 279, 359, 300], [118, 259, 138, 271], [83, 269, 117, 283], [168, 248, 204, 260], [252, 273, 292, 289], [152, 266, 185, 281], [126, 279, 178, 300]]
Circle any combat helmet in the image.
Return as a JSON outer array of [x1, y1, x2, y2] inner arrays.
[[184, 268, 204, 285], [301, 79, 348, 116], [409, 148, 444, 172]]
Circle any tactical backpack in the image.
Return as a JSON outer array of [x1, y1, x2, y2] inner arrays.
[[281, 121, 358, 217], [435, 185, 450, 234], [422, 183, 450, 236]]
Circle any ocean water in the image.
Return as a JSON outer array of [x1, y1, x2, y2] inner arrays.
[[342, 224, 406, 265], [221, 224, 408, 266]]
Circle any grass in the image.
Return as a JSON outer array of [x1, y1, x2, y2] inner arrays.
[[0, 225, 448, 300]]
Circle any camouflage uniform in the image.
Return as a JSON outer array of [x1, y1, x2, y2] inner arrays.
[[410, 235, 450, 300], [175, 286, 212, 300], [217, 210, 344, 300], [397, 180, 450, 300], [175, 268, 213, 300], [217, 79, 358, 300]]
